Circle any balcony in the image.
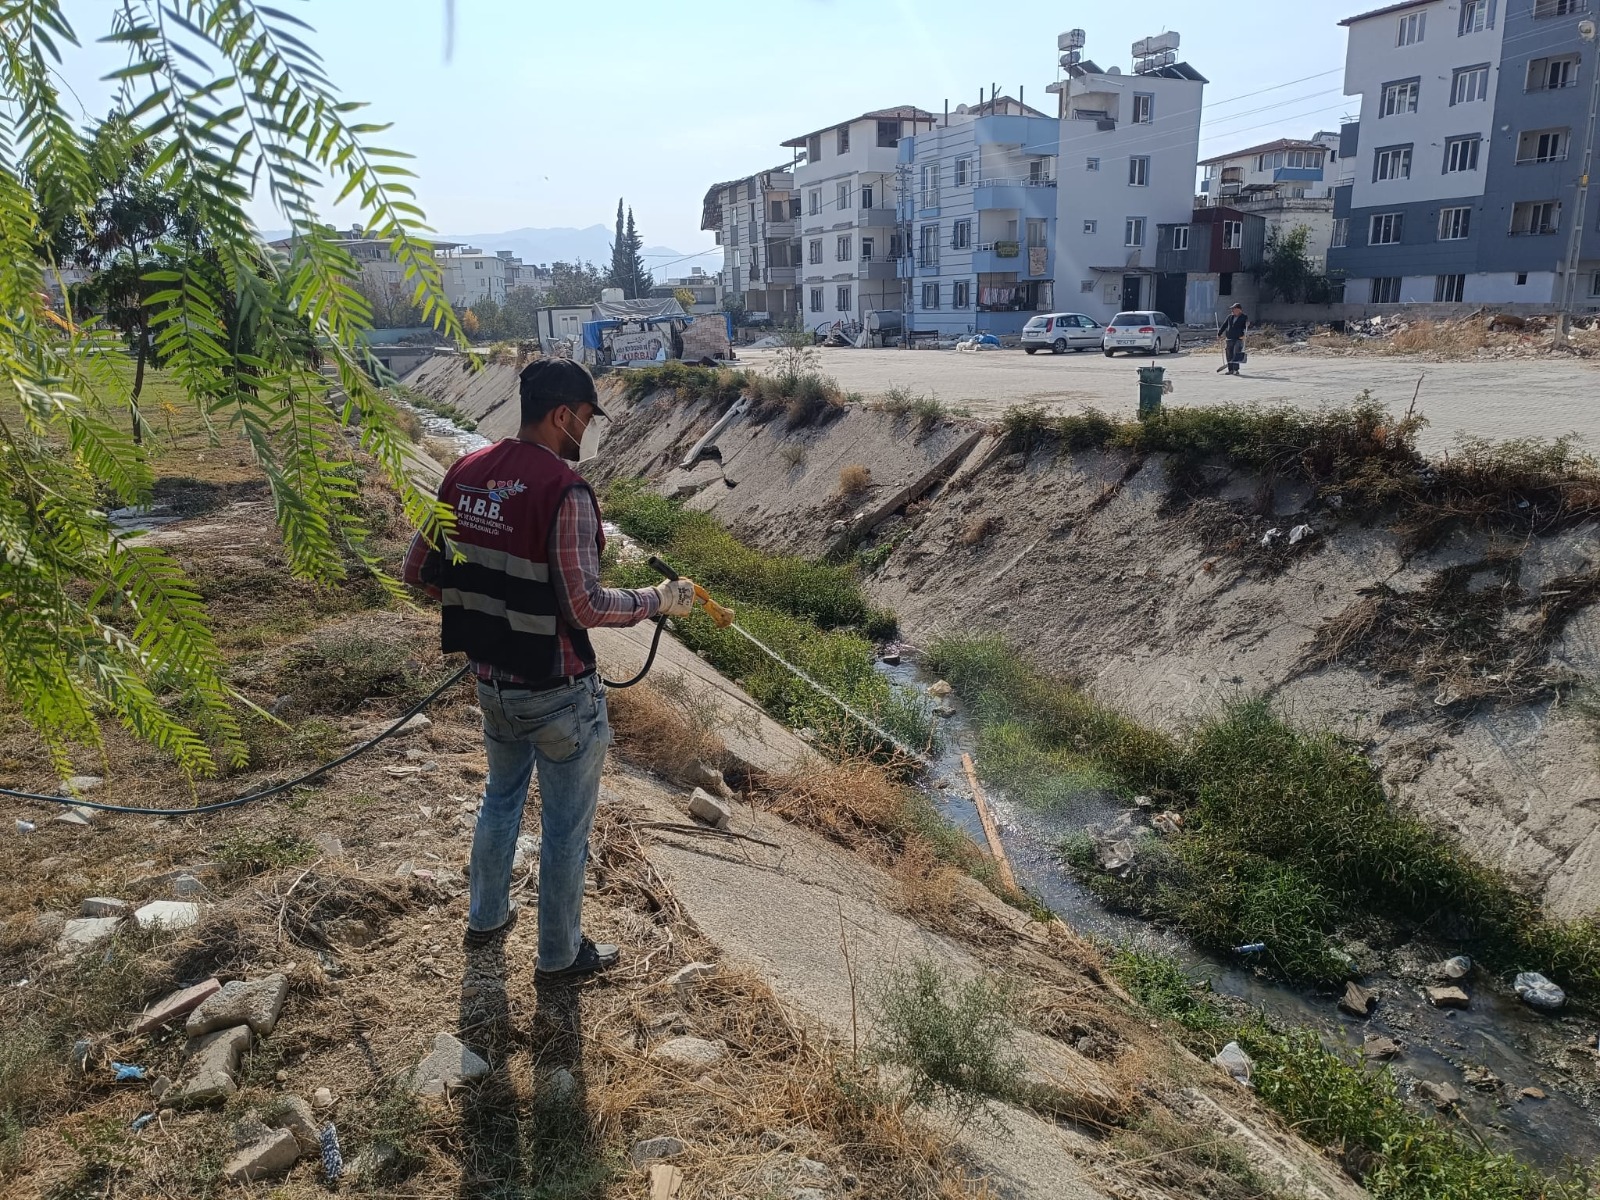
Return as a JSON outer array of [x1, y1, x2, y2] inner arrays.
[[766, 218, 796, 237], [858, 254, 898, 280], [857, 207, 899, 228], [973, 242, 1049, 275], [974, 178, 1057, 217], [1272, 166, 1324, 182], [763, 265, 798, 285]]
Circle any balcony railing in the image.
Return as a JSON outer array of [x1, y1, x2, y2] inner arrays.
[[1515, 152, 1569, 164]]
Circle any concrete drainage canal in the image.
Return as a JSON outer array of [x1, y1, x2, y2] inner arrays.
[[875, 652, 1600, 1172]]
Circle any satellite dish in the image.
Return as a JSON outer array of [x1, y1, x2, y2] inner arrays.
[[1580, 17, 1598, 39]]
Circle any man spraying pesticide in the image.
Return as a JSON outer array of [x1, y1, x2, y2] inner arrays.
[[403, 359, 711, 982]]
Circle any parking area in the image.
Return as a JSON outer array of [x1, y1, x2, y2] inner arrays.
[[737, 345, 1600, 453]]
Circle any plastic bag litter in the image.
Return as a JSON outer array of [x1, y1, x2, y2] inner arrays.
[[320, 1123, 344, 1182], [1260, 529, 1282, 547], [111, 1062, 147, 1082], [1288, 524, 1313, 544], [15, 820, 34, 834], [1211, 1041, 1254, 1085], [1514, 972, 1566, 1011]]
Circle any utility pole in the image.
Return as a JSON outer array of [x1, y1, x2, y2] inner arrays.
[[1556, 17, 1600, 347], [896, 160, 912, 349]]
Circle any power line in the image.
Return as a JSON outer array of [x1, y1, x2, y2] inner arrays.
[[1206, 68, 1344, 109]]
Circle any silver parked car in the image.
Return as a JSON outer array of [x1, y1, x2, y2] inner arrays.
[[1020, 312, 1105, 354], [1102, 311, 1181, 355]]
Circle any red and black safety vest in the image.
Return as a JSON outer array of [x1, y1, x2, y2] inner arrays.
[[425, 439, 603, 682]]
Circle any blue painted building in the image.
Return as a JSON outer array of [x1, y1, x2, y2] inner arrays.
[[897, 99, 1060, 336]]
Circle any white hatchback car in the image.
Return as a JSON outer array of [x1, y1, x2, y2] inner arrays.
[[1020, 312, 1105, 354], [1102, 311, 1181, 356]]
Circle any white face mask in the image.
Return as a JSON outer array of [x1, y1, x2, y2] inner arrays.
[[578, 416, 604, 462]]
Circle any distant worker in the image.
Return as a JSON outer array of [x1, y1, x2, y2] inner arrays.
[[403, 359, 697, 982], [1217, 302, 1249, 376]]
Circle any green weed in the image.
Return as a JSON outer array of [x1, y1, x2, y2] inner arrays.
[[869, 958, 1024, 1125], [272, 628, 429, 714], [215, 831, 316, 874]]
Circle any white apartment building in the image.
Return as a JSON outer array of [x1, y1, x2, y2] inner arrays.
[[1048, 31, 1208, 321], [782, 106, 936, 331], [438, 249, 507, 309]]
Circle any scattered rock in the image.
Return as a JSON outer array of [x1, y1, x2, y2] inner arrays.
[[927, 680, 953, 698], [56, 916, 121, 954], [54, 805, 98, 826], [133, 900, 201, 933], [879, 648, 902, 666], [687, 788, 732, 830], [1433, 955, 1472, 981], [1132, 795, 1154, 809], [347, 1142, 398, 1183], [1425, 986, 1470, 1009], [669, 962, 717, 994], [1513, 971, 1566, 1011], [150, 1075, 172, 1102], [172, 873, 204, 897], [793, 1158, 832, 1184], [1338, 981, 1376, 1018], [61, 775, 104, 795], [174, 1025, 252, 1104], [512, 835, 537, 872], [650, 1036, 728, 1072], [133, 978, 223, 1035], [542, 1067, 578, 1104], [408, 1032, 491, 1096], [690, 760, 730, 797], [1097, 839, 1135, 877], [80, 897, 128, 918], [391, 714, 432, 737], [1463, 1065, 1501, 1091], [1362, 1034, 1402, 1060], [1211, 1041, 1253, 1085], [629, 1135, 687, 1168], [311, 1087, 336, 1111], [186, 974, 289, 1038], [1415, 1079, 1460, 1108], [1151, 810, 1184, 836], [223, 1128, 300, 1183], [274, 1094, 322, 1153], [310, 832, 343, 859], [932, 703, 956, 718], [1520, 1086, 1547, 1101], [327, 917, 377, 948]]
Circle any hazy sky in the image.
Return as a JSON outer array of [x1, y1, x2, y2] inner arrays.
[[55, 0, 1364, 259]]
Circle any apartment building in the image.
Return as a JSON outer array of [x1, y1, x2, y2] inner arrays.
[[649, 267, 724, 315], [898, 98, 1059, 337], [701, 167, 799, 321], [1047, 31, 1209, 322], [782, 106, 936, 330], [1330, 0, 1600, 309], [1198, 134, 1343, 266]]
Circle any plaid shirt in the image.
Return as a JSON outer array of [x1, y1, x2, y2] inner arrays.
[[402, 442, 659, 683]]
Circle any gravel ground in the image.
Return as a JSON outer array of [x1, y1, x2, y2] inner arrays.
[[737, 345, 1600, 453]]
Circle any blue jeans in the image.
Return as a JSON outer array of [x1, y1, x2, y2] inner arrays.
[[469, 674, 611, 971]]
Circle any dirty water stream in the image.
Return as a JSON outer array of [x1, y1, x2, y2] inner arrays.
[[876, 657, 1600, 1172]]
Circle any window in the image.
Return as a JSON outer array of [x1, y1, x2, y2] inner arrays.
[[809, 287, 823, 312], [835, 284, 851, 311], [1125, 217, 1145, 247], [1438, 206, 1472, 240], [1592, 271, 1600, 297], [918, 223, 939, 267], [1086, 157, 1101, 172], [1083, 220, 1097, 234], [790, 197, 802, 219], [1331, 218, 1349, 248], [1171, 226, 1190, 251], [1444, 135, 1482, 172], [1372, 277, 1402, 303], [1223, 220, 1243, 250], [1435, 273, 1466, 302], [807, 134, 822, 164], [1219, 272, 1233, 296], [920, 164, 938, 207], [1396, 11, 1425, 45], [860, 236, 874, 261], [1132, 93, 1154, 124], [1374, 145, 1413, 180], [921, 282, 940, 309], [954, 157, 970, 186], [1129, 156, 1150, 186], [860, 184, 873, 209], [1529, 56, 1579, 90], [1380, 80, 1419, 116], [474, 260, 482, 269], [808, 189, 820, 216], [1026, 218, 1047, 249], [837, 182, 850, 212], [1370, 212, 1405, 244], [1460, 0, 1488, 33], [770, 200, 786, 223], [1517, 272, 1529, 285], [888, 232, 903, 258], [952, 219, 971, 250], [1028, 158, 1047, 183], [729, 223, 738, 246], [808, 238, 822, 265], [876, 119, 900, 148], [1510, 200, 1560, 235], [836, 234, 852, 261], [1517, 129, 1568, 163], [953, 280, 970, 308], [1534, 0, 1584, 15], [1452, 65, 1489, 104], [731, 249, 742, 269], [837, 125, 850, 154]]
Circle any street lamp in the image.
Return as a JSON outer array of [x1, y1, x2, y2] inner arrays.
[[1556, 17, 1600, 347]]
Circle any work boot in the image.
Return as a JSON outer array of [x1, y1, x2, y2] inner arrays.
[[534, 936, 620, 984], [463, 904, 519, 948]]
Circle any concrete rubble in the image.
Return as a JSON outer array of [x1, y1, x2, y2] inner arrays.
[[1337, 981, 1376, 1017], [56, 916, 121, 954], [185, 974, 289, 1038], [133, 977, 222, 1035], [223, 1127, 300, 1182], [174, 1025, 252, 1104], [649, 1036, 728, 1072], [80, 897, 128, 918], [629, 1135, 687, 1168], [687, 787, 732, 830], [1424, 985, 1470, 1009], [408, 1032, 491, 1096], [133, 900, 200, 932]]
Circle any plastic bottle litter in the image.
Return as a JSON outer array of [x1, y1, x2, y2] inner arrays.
[[15, 820, 34, 834], [1234, 943, 1267, 954], [1211, 1041, 1254, 1086], [1514, 972, 1567, 1011], [111, 1062, 147, 1082], [319, 1123, 344, 1183]]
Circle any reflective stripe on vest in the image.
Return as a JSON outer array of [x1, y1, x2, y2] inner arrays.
[[439, 588, 560, 636], [452, 542, 550, 582]]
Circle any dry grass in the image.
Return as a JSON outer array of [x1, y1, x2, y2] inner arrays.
[[958, 516, 1000, 547], [604, 673, 730, 787], [838, 463, 873, 497], [1288, 315, 1600, 361], [421, 436, 461, 468]]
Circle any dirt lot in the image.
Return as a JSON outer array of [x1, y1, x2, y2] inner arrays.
[[736, 346, 1600, 454]]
